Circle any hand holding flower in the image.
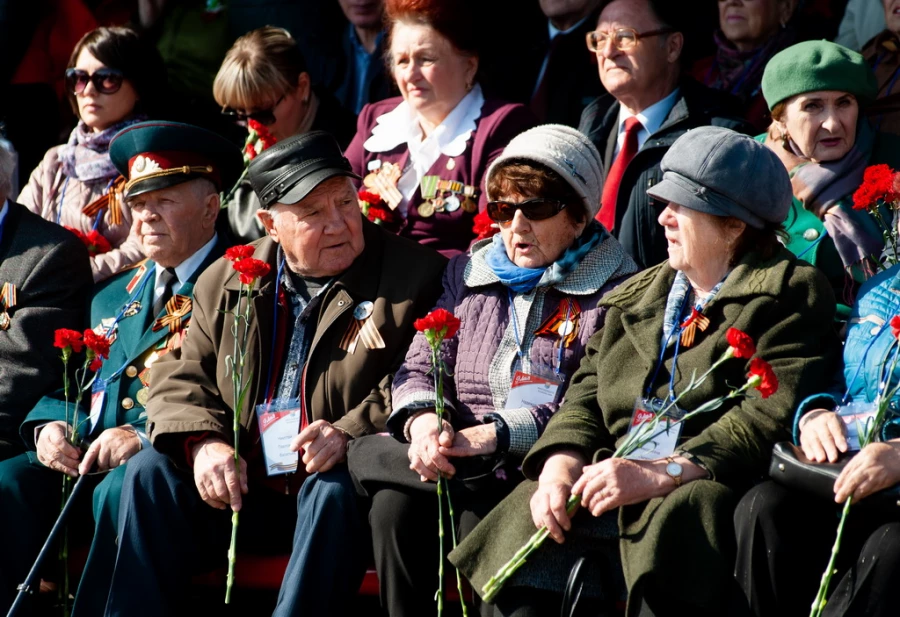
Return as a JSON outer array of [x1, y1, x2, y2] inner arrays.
[[799, 410, 848, 463], [530, 451, 586, 544], [192, 436, 248, 512], [36, 421, 82, 477], [833, 440, 900, 503], [408, 412, 456, 481]]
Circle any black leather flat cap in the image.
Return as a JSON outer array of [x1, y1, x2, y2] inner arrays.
[[248, 131, 361, 208]]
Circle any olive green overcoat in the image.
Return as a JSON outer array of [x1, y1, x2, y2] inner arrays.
[[450, 248, 840, 616]]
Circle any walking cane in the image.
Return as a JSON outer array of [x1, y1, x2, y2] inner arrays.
[[6, 472, 92, 617]]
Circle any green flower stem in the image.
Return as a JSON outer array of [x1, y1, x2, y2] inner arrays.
[[225, 279, 255, 604], [482, 495, 581, 603], [809, 497, 853, 617]]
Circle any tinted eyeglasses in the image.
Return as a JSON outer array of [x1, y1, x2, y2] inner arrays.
[[586, 27, 675, 52], [65, 68, 125, 95], [486, 198, 568, 223], [221, 95, 285, 126]]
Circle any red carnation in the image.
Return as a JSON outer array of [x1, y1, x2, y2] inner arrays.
[[892, 315, 900, 339], [248, 119, 276, 150], [244, 143, 258, 160], [89, 358, 103, 372], [358, 189, 383, 206], [853, 164, 899, 210], [473, 209, 498, 240], [747, 358, 778, 399], [366, 205, 394, 224], [233, 257, 271, 285], [414, 308, 461, 341], [225, 245, 256, 262], [726, 328, 756, 359], [83, 328, 111, 360], [64, 226, 88, 244], [84, 230, 112, 256], [54, 329, 84, 353]]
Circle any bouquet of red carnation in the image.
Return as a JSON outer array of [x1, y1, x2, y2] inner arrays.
[[222, 245, 271, 604], [243, 119, 277, 164], [852, 164, 900, 265], [358, 189, 396, 226], [65, 227, 112, 257]]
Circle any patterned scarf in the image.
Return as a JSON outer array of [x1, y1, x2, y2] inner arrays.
[[59, 115, 148, 184], [661, 271, 726, 347], [782, 120, 885, 268], [486, 221, 608, 294], [707, 28, 794, 102]]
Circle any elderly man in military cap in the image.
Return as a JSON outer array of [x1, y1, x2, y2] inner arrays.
[[87, 131, 446, 615], [0, 121, 242, 615]]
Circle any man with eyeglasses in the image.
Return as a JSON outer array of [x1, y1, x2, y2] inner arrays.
[[579, 0, 751, 269]]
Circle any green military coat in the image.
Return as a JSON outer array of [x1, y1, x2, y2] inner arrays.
[[450, 248, 840, 615]]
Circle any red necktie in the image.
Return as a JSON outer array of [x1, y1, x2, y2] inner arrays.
[[597, 116, 643, 231]]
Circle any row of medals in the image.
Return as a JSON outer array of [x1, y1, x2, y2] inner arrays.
[[363, 159, 478, 218]]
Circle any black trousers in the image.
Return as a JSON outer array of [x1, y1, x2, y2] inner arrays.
[[103, 447, 297, 617], [734, 480, 900, 617]]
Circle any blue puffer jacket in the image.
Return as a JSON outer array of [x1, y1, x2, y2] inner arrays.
[[794, 264, 900, 442]]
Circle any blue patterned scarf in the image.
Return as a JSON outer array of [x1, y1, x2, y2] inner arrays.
[[486, 221, 608, 293], [661, 271, 727, 346], [59, 115, 148, 184]]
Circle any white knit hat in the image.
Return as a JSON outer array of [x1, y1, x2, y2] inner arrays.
[[485, 124, 603, 219]]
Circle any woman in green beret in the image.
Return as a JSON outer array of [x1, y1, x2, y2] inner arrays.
[[759, 40, 900, 315]]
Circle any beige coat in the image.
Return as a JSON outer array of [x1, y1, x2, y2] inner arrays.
[[18, 146, 143, 282]]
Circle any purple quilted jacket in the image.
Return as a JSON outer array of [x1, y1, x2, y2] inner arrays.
[[389, 235, 638, 457]]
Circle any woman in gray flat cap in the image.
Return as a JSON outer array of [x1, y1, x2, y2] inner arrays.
[[450, 126, 840, 617]]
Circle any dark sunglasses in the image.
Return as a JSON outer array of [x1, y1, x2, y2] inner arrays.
[[486, 198, 568, 223], [221, 94, 285, 126], [65, 68, 125, 95]]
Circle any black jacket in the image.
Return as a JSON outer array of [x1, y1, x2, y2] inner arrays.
[[578, 79, 752, 269]]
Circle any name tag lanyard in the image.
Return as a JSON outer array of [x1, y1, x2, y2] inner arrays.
[[508, 289, 569, 377], [262, 255, 287, 405]]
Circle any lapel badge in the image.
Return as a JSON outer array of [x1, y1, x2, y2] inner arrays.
[[0, 311, 9, 331], [95, 317, 118, 345], [125, 263, 148, 294], [122, 300, 142, 318], [0, 282, 17, 330], [340, 301, 385, 354]]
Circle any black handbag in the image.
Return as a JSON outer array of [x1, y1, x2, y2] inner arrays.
[[768, 442, 900, 510]]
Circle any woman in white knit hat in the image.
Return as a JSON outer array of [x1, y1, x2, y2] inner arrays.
[[273, 124, 638, 617]]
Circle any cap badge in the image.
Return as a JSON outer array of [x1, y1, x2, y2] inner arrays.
[[131, 155, 162, 179]]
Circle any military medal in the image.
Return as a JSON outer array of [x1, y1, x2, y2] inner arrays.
[[152, 295, 192, 333], [340, 301, 386, 354], [417, 200, 435, 218], [122, 300, 141, 318], [679, 308, 710, 348], [136, 387, 150, 407], [462, 185, 478, 212], [0, 282, 16, 331], [444, 195, 461, 212], [433, 196, 445, 213]]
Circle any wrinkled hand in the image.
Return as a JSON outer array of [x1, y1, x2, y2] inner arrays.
[[192, 437, 248, 511], [572, 458, 672, 517], [799, 409, 848, 463], [78, 426, 141, 475], [36, 421, 82, 478], [530, 451, 586, 544], [408, 411, 455, 482], [438, 423, 497, 458], [834, 441, 900, 503], [291, 419, 349, 474]]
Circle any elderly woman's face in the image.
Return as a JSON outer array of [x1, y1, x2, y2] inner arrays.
[[885, 0, 900, 36], [73, 49, 139, 132], [777, 90, 858, 163], [390, 21, 478, 127], [718, 0, 790, 52], [658, 203, 743, 284], [498, 194, 587, 269]]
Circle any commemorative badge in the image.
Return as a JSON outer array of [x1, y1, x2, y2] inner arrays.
[[152, 295, 192, 333], [340, 301, 386, 354], [0, 282, 16, 331]]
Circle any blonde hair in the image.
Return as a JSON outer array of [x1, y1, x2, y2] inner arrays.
[[213, 26, 307, 110]]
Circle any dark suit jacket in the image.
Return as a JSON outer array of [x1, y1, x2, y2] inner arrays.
[[579, 79, 751, 269], [344, 96, 536, 257], [0, 201, 92, 459]]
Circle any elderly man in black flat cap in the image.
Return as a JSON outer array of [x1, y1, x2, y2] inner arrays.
[[0, 121, 242, 616], [93, 131, 446, 616]]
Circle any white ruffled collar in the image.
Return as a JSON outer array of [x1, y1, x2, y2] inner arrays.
[[363, 83, 485, 157]]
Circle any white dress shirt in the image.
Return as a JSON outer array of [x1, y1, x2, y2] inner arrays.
[[613, 88, 680, 157], [152, 233, 218, 304]]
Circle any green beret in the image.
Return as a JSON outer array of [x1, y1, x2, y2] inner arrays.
[[761, 40, 877, 111]]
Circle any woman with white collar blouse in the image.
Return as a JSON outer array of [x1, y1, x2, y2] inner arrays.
[[343, 0, 536, 257]]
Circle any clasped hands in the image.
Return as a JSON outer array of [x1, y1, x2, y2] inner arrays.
[[799, 408, 900, 503], [36, 420, 141, 478], [407, 410, 497, 482], [191, 419, 348, 512]]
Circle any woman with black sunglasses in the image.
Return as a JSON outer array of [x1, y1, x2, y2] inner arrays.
[[18, 27, 166, 282], [292, 124, 638, 617]]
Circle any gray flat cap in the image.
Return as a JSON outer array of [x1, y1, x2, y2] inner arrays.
[[646, 126, 792, 229]]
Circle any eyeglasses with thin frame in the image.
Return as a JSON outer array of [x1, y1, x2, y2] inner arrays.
[[221, 94, 286, 126], [65, 68, 125, 95], [585, 27, 675, 52], [486, 198, 568, 223]]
